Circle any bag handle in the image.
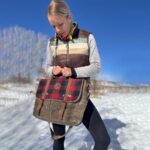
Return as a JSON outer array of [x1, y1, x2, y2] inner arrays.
[[49, 123, 72, 140]]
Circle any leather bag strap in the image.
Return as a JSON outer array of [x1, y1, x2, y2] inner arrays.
[[49, 123, 72, 140]]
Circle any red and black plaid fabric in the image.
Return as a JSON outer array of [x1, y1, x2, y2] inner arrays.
[[36, 77, 83, 102]]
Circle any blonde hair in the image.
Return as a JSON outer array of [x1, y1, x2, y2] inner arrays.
[[47, 0, 72, 19]]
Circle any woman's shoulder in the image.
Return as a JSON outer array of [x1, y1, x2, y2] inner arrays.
[[78, 29, 96, 43], [47, 36, 56, 46], [49, 36, 55, 42], [79, 29, 92, 36]]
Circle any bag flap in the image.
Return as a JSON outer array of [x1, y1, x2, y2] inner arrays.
[[36, 77, 84, 102]]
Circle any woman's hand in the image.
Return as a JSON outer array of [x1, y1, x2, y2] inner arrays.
[[62, 67, 72, 77], [52, 66, 72, 77], [52, 66, 62, 75]]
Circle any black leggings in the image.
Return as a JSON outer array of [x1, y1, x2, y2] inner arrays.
[[52, 100, 110, 150]]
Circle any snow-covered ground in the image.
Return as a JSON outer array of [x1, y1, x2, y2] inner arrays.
[[0, 83, 150, 150]]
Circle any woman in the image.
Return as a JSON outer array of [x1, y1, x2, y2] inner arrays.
[[44, 0, 110, 149]]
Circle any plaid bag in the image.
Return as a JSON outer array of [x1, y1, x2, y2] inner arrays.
[[33, 77, 90, 127]]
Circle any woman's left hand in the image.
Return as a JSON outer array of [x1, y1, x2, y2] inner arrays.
[[62, 67, 72, 77]]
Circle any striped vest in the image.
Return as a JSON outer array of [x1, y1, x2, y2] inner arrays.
[[50, 25, 91, 68]]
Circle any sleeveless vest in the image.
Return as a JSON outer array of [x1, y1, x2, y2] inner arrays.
[[49, 24, 91, 68]]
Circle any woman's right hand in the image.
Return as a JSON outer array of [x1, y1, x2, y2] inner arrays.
[[52, 66, 62, 75]]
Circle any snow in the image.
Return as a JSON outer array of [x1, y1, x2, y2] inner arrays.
[[0, 83, 150, 150]]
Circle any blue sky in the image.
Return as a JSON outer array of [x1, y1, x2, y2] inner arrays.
[[0, 0, 150, 84]]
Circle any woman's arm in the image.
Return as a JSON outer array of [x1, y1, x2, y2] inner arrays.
[[43, 40, 53, 77], [74, 34, 101, 78]]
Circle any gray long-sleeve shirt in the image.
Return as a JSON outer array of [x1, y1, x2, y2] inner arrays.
[[43, 34, 101, 78]]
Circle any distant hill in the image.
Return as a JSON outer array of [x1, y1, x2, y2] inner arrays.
[[90, 79, 150, 95]]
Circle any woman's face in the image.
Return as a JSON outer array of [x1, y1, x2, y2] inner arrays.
[[48, 14, 72, 39]]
